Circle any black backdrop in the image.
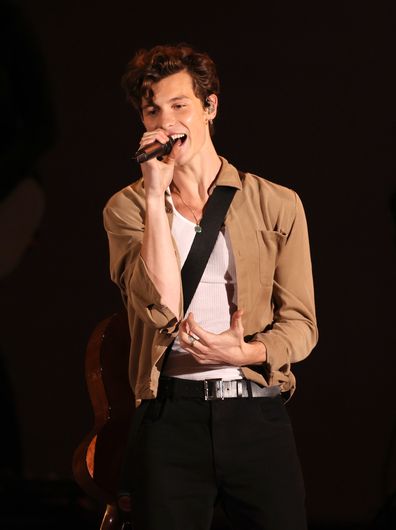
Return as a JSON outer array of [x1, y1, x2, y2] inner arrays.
[[1, 1, 395, 527]]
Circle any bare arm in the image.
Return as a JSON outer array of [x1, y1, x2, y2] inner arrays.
[[140, 130, 183, 318], [141, 195, 180, 318]]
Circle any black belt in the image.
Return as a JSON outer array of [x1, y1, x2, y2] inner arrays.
[[158, 376, 281, 401]]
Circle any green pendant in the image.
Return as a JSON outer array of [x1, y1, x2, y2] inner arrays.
[[194, 224, 202, 233]]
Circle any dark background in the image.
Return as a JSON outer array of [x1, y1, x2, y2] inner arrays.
[[1, 0, 395, 528]]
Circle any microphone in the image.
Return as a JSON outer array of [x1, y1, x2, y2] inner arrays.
[[133, 134, 186, 163]]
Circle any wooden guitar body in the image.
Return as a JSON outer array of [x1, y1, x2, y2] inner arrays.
[[72, 309, 134, 506]]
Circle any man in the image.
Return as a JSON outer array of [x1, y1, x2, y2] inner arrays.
[[103, 43, 318, 530]]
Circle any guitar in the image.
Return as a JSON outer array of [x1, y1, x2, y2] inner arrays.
[[72, 309, 134, 511]]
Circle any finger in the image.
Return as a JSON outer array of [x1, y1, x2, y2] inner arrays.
[[178, 319, 200, 348], [179, 334, 204, 354], [140, 129, 169, 144], [186, 313, 212, 343], [190, 340, 205, 353], [179, 317, 191, 336], [185, 339, 206, 355], [163, 138, 183, 164], [178, 327, 189, 344], [189, 350, 219, 364], [178, 327, 195, 347]]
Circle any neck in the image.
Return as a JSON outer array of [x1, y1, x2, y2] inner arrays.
[[172, 147, 222, 201]]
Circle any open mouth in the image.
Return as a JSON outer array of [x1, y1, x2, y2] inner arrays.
[[170, 133, 187, 145]]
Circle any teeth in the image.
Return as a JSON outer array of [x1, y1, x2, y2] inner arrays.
[[170, 133, 186, 141]]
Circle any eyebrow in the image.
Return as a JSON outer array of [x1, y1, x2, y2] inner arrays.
[[141, 95, 191, 110]]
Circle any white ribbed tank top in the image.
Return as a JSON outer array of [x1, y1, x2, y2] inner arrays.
[[162, 194, 243, 380]]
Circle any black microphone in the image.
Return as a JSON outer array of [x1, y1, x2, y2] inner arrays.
[[134, 137, 176, 164]]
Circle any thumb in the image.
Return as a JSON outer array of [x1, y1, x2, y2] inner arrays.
[[231, 309, 244, 331]]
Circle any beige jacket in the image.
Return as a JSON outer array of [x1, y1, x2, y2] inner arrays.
[[103, 157, 318, 404]]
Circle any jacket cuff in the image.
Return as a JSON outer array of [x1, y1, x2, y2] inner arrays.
[[251, 332, 291, 373]]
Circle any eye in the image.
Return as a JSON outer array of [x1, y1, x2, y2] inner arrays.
[[143, 107, 158, 117], [173, 103, 186, 110]]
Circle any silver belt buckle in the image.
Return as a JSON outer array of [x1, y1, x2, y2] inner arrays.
[[204, 379, 224, 400]]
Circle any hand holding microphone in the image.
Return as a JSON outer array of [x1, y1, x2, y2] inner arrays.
[[134, 133, 186, 163]]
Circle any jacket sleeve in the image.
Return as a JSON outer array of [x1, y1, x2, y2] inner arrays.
[[252, 191, 318, 372], [103, 190, 180, 334]]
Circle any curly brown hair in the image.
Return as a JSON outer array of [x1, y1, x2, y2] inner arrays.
[[121, 43, 220, 122]]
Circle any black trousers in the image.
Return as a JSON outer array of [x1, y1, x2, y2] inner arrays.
[[124, 394, 307, 530]]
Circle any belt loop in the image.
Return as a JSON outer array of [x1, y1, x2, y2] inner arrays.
[[246, 380, 253, 398]]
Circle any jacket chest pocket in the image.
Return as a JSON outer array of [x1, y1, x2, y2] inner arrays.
[[256, 229, 287, 286]]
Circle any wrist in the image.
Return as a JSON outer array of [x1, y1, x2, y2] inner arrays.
[[146, 195, 169, 220], [146, 193, 165, 206], [247, 340, 267, 364]]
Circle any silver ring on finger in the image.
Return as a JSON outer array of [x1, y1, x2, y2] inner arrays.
[[188, 334, 198, 347]]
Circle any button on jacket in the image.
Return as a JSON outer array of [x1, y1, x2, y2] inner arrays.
[[103, 157, 318, 404]]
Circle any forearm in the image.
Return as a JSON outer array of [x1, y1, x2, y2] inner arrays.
[[141, 196, 181, 318]]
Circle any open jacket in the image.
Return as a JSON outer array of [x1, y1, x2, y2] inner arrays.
[[103, 157, 318, 404]]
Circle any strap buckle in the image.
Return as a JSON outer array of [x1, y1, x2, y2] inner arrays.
[[204, 379, 224, 400]]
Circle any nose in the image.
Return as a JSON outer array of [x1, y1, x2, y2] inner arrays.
[[157, 108, 176, 131]]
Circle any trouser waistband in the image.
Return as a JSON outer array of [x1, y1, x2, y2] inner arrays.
[[157, 376, 281, 401]]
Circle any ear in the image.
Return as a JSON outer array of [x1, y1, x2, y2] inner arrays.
[[205, 94, 218, 119]]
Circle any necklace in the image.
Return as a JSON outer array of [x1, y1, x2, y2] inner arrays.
[[171, 185, 203, 233]]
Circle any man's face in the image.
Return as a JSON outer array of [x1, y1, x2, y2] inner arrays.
[[141, 70, 213, 164]]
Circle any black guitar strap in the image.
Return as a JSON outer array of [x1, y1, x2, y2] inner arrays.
[[181, 184, 237, 314]]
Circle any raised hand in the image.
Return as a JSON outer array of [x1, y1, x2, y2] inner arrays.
[[138, 129, 184, 198]]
